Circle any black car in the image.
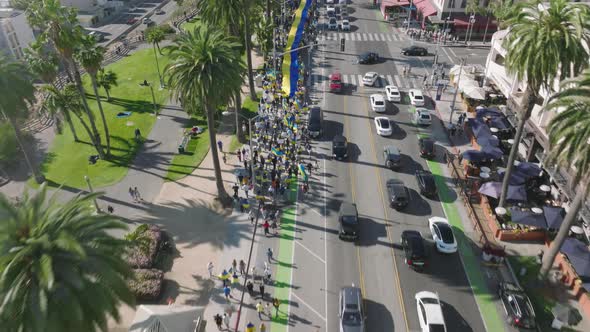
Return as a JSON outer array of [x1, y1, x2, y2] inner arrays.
[[358, 52, 379, 64], [383, 145, 402, 170], [386, 179, 409, 210], [402, 46, 428, 56], [332, 135, 348, 160], [419, 138, 435, 158], [415, 170, 437, 197], [308, 106, 322, 138], [498, 282, 536, 329], [338, 202, 359, 240], [401, 230, 427, 269]]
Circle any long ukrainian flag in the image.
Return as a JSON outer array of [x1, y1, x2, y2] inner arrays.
[[283, 0, 312, 97]]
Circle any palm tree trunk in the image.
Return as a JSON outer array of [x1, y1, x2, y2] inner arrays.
[[244, 13, 257, 101], [68, 58, 105, 159], [72, 111, 101, 155], [52, 82, 79, 142], [539, 181, 588, 280], [499, 88, 536, 207], [205, 103, 230, 203], [90, 76, 111, 157], [234, 92, 244, 142], [5, 114, 44, 184], [266, 0, 271, 18], [105, 88, 111, 102]]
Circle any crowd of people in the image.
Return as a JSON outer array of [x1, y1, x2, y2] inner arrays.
[[213, 0, 321, 331]]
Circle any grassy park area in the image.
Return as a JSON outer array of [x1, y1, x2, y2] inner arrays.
[[34, 49, 171, 189], [164, 117, 210, 182]]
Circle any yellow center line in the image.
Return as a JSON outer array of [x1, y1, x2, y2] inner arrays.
[[342, 94, 366, 298], [360, 85, 410, 331]]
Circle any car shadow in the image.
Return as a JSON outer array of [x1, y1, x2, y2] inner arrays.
[[405, 188, 433, 216], [441, 301, 474, 332], [365, 299, 396, 331]]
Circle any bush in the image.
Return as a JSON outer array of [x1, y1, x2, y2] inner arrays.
[[128, 268, 164, 301], [159, 24, 176, 35], [0, 122, 18, 165], [125, 224, 163, 269]]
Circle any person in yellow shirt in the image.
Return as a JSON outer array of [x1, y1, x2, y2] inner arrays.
[[256, 301, 264, 319], [246, 321, 255, 332]]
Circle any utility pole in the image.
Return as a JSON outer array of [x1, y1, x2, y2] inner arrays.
[[449, 57, 466, 124]]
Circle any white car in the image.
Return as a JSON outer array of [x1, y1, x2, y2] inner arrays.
[[370, 94, 386, 113], [363, 72, 379, 86], [409, 89, 425, 106], [326, 5, 336, 15], [415, 291, 447, 332], [374, 117, 392, 136], [414, 108, 432, 126], [328, 17, 338, 30], [428, 217, 457, 254], [340, 19, 350, 31], [326, 0, 335, 4], [385, 85, 401, 102]]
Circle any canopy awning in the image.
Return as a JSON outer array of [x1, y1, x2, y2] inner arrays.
[[414, 0, 437, 17], [560, 238, 590, 277], [543, 206, 565, 229], [510, 208, 547, 228]]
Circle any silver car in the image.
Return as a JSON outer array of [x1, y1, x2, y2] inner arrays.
[[339, 286, 365, 332]]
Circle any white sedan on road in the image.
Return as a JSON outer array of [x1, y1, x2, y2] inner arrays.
[[409, 89, 425, 106], [414, 108, 432, 126], [340, 19, 350, 31], [363, 72, 379, 86], [385, 85, 401, 102], [415, 291, 447, 332], [428, 217, 457, 254], [370, 94, 386, 113], [374, 117, 392, 136]]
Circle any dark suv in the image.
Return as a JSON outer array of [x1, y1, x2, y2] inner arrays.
[[358, 52, 379, 64], [338, 202, 359, 240], [415, 170, 437, 197], [332, 135, 348, 160], [419, 138, 435, 158], [339, 286, 365, 332], [498, 282, 536, 329], [402, 46, 428, 56], [308, 106, 322, 138], [401, 230, 427, 270], [386, 179, 409, 210]]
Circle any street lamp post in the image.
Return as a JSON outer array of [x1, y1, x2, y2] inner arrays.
[[449, 57, 466, 124], [151, 42, 165, 89], [141, 81, 158, 115], [84, 175, 101, 213]]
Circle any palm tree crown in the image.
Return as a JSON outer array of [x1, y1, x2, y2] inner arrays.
[[0, 185, 135, 332]]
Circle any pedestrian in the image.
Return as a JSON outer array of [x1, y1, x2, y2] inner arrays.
[[223, 313, 230, 329], [263, 220, 270, 237], [249, 209, 256, 224], [247, 280, 254, 295], [221, 269, 229, 286], [214, 314, 223, 330], [265, 302, 271, 317], [256, 302, 264, 319], [207, 261, 214, 277], [259, 283, 265, 299], [222, 153, 227, 164], [260, 322, 266, 332], [129, 187, 136, 202], [232, 259, 237, 273], [134, 187, 142, 201], [237, 150, 242, 162], [232, 183, 239, 199], [273, 297, 280, 317], [134, 128, 141, 140], [243, 184, 250, 198], [107, 205, 114, 214], [223, 285, 231, 300], [246, 321, 255, 332], [232, 273, 239, 288], [217, 140, 223, 152], [239, 259, 246, 275], [266, 248, 274, 263], [307, 162, 313, 176]]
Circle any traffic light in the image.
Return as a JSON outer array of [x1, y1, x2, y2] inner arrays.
[[340, 38, 345, 52]]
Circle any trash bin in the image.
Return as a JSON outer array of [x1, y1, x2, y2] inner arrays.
[[178, 144, 185, 154], [255, 74, 263, 88]]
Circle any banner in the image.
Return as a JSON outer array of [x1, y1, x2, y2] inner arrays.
[[283, 0, 312, 97]]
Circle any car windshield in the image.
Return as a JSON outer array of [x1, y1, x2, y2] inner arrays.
[[429, 324, 446, 332], [342, 312, 362, 326], [334, 141, 346, 148], [421, 297, 439, 305], [436, 223, 454, 243], [423, 174, 435, 188], [379, 119, 390, 128], [375, 100, 384, 106], [331, 78, 341, 84], [415, 95, 424, 100], [421, 114, 431, 120], [342, 215, 357, 224], [330, 18, 336, 23]]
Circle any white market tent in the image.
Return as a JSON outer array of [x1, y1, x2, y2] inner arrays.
[[129, 305, 204, 332]]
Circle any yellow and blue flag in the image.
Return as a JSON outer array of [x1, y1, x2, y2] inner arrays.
[[271, 147, 285, 156], [298, 163, 308, 181]]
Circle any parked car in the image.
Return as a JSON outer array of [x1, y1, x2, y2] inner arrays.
[[386, 179, 409, 210], [415, 291, 447, 332], [88, 31, 104, 41], [357, 52, 379, 64], [155, 9, 165, 15], [414, 108, 432, 126], [339, 286, 365, 332], [370, 94, 386, 112], [330, 72, 343, 93], [498, 282, 537, 329], [338, 202, 359, 240], [419, 138, 435, 158], [383, 145, 402, 170], [402, 46, 428, 56], [428, 217, 457, 254], [409, 89, 425, 106], [126, 17, 138, 24], [308, 106, 322, 138], [332, 135, 348, 160], [326, 5, 336, 16], [143, 17, 155, 26], [401, 230, 427, 269], [415, 170, 436, 197], [328, 17, 338, 30], [340, 19, 351, 31], [375, 117, 392, 136], [363, 72, 379, 86], [385, 85, 401, 102]]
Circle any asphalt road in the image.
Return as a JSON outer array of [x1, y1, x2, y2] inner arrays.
[[262, 1, 492, 332]]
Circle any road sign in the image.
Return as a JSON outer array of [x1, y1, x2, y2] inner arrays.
[[470, 18, 476, 24]]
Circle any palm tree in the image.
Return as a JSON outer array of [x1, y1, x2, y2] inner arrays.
[[165, 25, 245, 203], [26, 0, 105, 158], [0, 56, 44, 184], [145, 26, 165, 88], [76, 35, 111, 157], [253, 13, 274, 59], [0, 184, 135, 331], [97, 68, 118, 102], [198, 0, 257, 100], [539, 69, 590, 279], [497, 0, 590, 208], [490, 0, 518, 29]]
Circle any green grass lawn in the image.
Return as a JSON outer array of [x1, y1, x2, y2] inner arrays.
[[164, 117, 210, 182], [34, 48, 170, 189], [180, 17, 201, 32]]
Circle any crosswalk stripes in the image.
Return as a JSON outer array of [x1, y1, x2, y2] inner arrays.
[[350, 74, 356, 86], [319, 32, 406, 42], [386, 75, 394, 86], [368, 33, 374, 41], [314, 74, 422, 90]]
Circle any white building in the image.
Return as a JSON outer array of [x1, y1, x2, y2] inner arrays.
[[60, 0, 125, 27], [0, 8, 35, 61]]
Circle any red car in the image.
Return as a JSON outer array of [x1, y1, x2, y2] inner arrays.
[[329, 72, 342, 93], [126, 18, 138, 25]]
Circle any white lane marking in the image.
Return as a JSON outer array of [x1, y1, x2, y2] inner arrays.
[[441, 46, 455, 64], [448, 47, 458, 59], [351, 33, 356, 41], [394, 75, 402, 87], [386, 75, 394, 85], [323, 155, 328, 331], [295, 240, 326, 264], [342, 75, 349, 84], [411, 78, 419, 89], [350, 74, 356, 86], [292, 292, 327, 322], [344, 33, 350, 40], [356, 33, 362, 41], [386, 34, 392, 41], [368, 33, 374, 41], [374, 33, 380, 41], [357, 74, 364, 86], [379, 34, 385, 41]]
